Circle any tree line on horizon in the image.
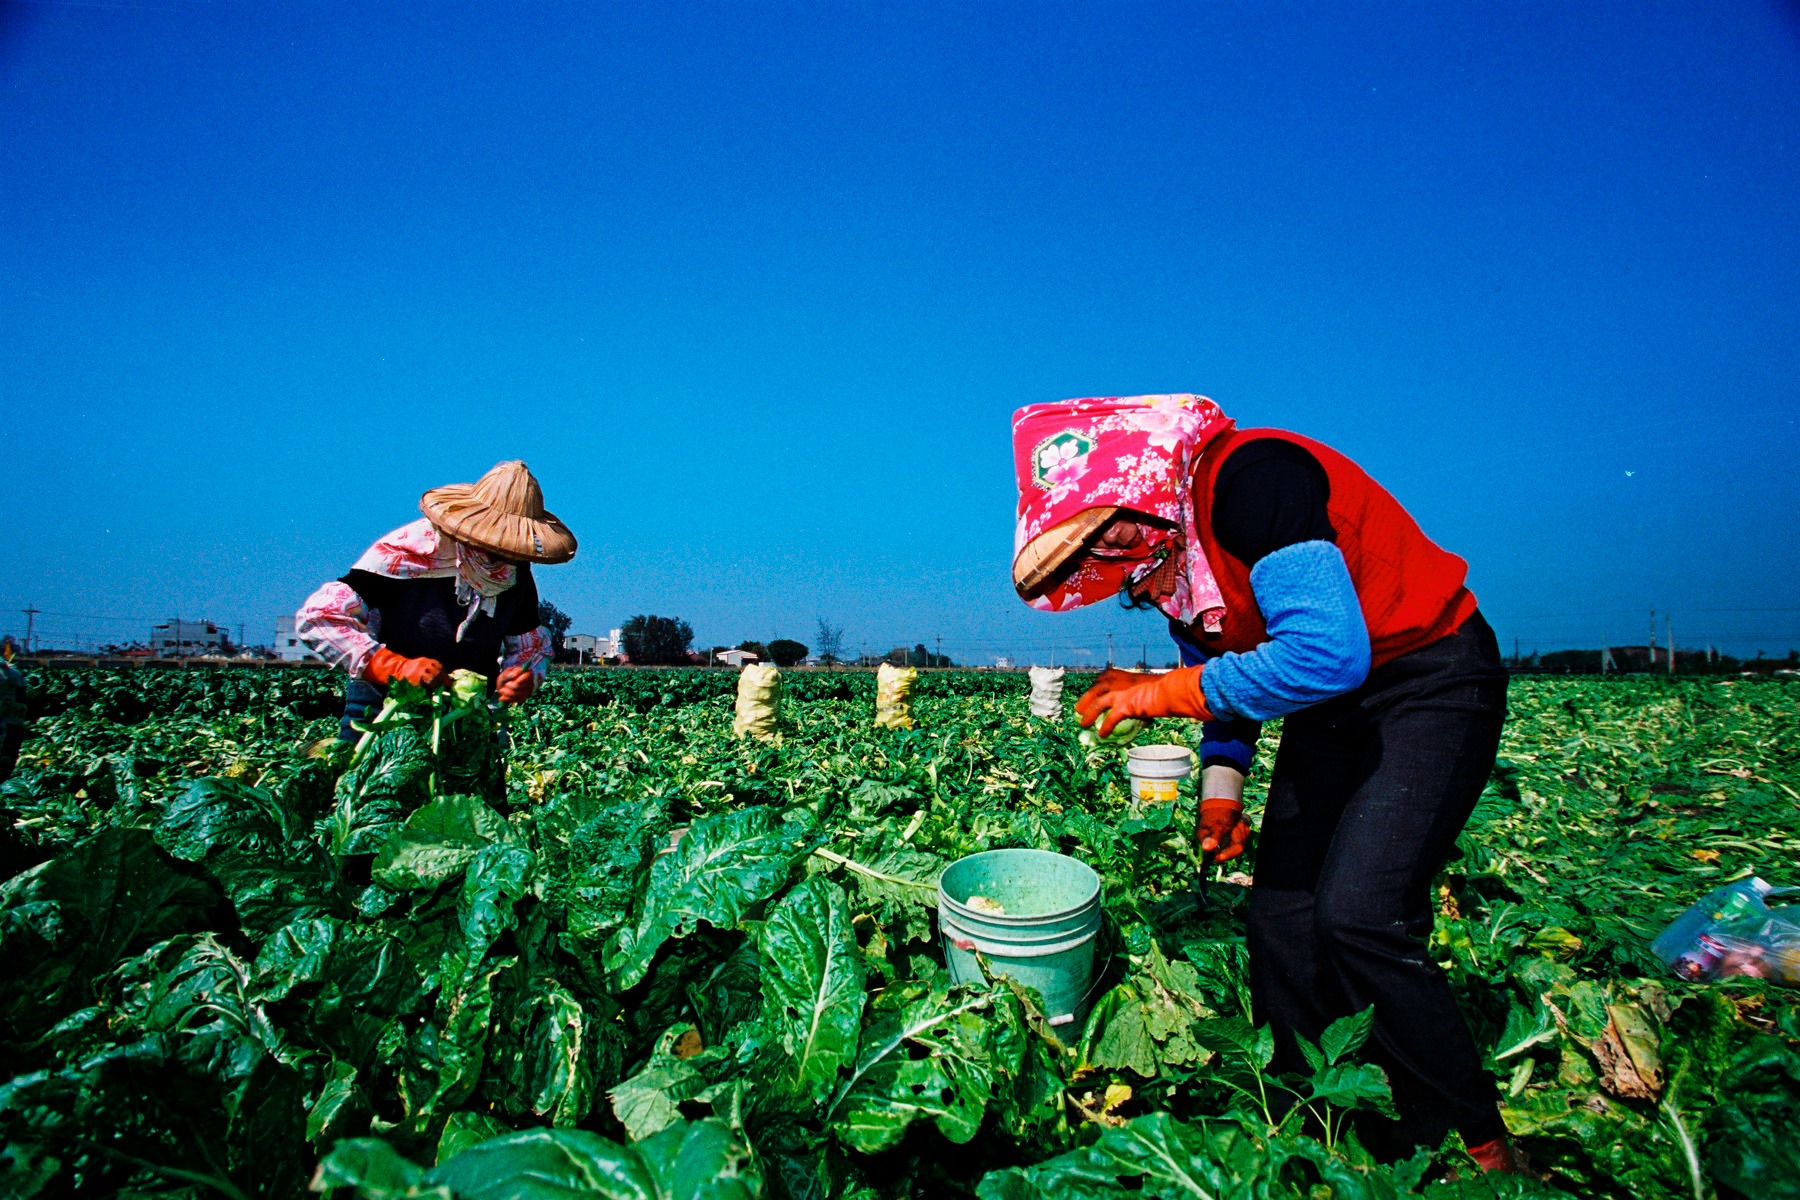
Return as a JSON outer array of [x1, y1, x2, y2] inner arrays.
[[1519, 645, 1800, 675], [540, 610, 953, 669]]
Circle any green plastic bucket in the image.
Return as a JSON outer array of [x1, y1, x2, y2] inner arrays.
[[938, 848, 1103, 1028]]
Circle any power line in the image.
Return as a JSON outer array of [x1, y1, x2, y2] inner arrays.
[[1502, 606, 1800, 620], [0, 608, 152, 624]]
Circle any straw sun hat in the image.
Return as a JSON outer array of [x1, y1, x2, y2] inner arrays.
[[1012, 505, 1120, 599], [420, 460, 578, 564]]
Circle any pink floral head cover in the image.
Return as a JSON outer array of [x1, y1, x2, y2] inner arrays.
[[1012, 394, 1235, 630], [353, 518, 518, 641]]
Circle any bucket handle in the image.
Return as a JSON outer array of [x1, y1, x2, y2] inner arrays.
[[1069, 926, 1119, 1012], [1041, 939, 1120, 1027], [954, 923, 1120, 1030]]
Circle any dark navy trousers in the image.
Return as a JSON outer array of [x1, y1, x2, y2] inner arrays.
[[1249, 611, 1509, 1153]]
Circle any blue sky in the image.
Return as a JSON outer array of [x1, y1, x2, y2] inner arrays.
[[3, 0, 1798, 664]]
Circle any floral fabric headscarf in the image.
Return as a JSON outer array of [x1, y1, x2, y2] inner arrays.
[[1012, 394, 1235, 630], [352, 518, 519, 641]]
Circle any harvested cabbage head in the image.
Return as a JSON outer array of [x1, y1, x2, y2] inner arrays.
[[449, 668, 490, 708], [1079, 714, 1148, 748]]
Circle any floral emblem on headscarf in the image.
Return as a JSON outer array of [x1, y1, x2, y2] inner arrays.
[[1031, 431, 1093, 490]]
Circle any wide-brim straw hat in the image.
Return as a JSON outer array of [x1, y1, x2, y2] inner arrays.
[[1013, 506, 1119, 600], [420, 460, 578, 564]]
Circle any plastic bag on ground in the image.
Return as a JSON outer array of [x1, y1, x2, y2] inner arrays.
[[1651, 876, 1800, 986], [1028, 666, 1065, 720], [875, 662, 918, 730], [732, 664, 782, 740]]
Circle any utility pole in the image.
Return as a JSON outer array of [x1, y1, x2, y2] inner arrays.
[[1667, 615, 1676, 676], [1648, 609, 1656, 675], [1599, 635, 1608, 675], [1513, 636, 1520, 666], [936, 635, 943, 667], [20, 607, 39, 655], [1106, 633, 1114, 668]]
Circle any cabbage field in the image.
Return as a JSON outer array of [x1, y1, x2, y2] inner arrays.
[[1, 667, 1797, 1200]]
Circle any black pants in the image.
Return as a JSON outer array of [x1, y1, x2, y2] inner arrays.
[[1249, 610, 1507, 1153], [0, 722, 22, 782], [339, 678, 385, 742]]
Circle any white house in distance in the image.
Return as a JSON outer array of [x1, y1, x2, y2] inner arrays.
[[565, 629, 624, 663], [715, 648, 759, 668], [274, 616, 323, 663], [151, 618, 226, 655]]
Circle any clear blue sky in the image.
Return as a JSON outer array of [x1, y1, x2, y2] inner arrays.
[[4, 1, 1798, 664]]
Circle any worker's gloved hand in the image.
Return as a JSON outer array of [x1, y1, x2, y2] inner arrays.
[[495, 666, 538, 705], [1196, 798, 1251, 864], [1075, 665, 1214, 736], [364, 646, 445, 690]]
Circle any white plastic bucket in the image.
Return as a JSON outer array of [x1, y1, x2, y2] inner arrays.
[[1126, 743, 1193, 804]]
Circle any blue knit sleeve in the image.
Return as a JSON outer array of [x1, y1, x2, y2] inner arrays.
[[1169, 621, 1261, 774], [1199, 540, 1371, 721]]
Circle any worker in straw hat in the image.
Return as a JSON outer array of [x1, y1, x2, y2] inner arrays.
[[1012, 395, 1525, 1175], [295, 460, 577, 740]]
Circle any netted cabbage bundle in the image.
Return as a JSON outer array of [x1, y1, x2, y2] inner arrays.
[[875, 662, 918, 730], [731, 664, 782, 740], [1028, 666, 1065, 720]]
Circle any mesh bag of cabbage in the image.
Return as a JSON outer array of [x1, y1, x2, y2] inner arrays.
[[1028, 666, 1065, 719], [875, 662, 919, 730], [731, 664, 782, 739]]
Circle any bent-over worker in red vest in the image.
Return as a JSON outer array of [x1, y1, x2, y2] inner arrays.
[[1011, 394, 1523, 1174]]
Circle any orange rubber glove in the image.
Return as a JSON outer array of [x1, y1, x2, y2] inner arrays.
[[495, 666, 538, 705], [1075, 666, 1214, 736], [364, 647, 445, 690], [1466, 1135, 1532, 1176], [1197, 798, 1251, 864]]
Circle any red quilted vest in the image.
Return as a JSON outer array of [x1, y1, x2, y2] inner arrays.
[[1177, 429, 1479, 669]]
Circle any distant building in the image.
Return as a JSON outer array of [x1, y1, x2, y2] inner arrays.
[[151, 618, 226, 656], [566, 630, 624, 662], [274, 616, 322, 663], [993, 656, 1014, 669], [716, 648, 760, 668]]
